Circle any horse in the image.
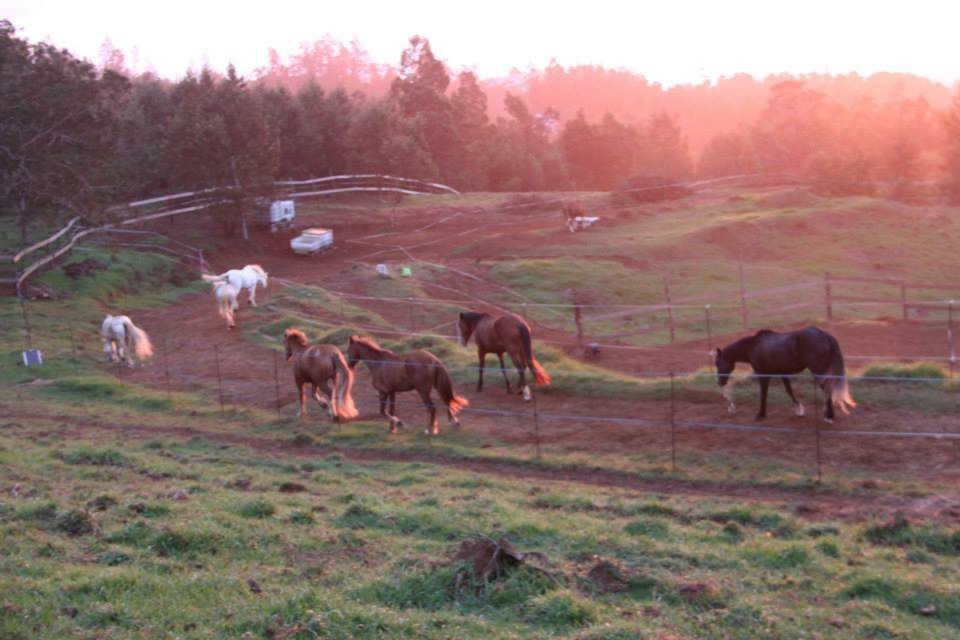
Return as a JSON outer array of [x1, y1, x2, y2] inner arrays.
[[714, 327, 856, 424], [201, 264, 268, 306], [283, 328, 358, 423], [100, 314, 154, 367], [457, 311, 550, 401], [346, 335, 468, 435], [213, 281, 238, 330]]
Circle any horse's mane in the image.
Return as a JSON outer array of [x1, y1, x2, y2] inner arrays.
[[284, 327, 309, 346], [754, 329, 777, 337], [247, 264, 267, 276], [350, 334, 392, 353], [459, 311, 489, 325]]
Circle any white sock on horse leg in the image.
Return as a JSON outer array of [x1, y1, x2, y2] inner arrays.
[[794, 403, 805, 417]]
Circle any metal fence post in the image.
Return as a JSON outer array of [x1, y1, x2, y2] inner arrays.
[[949, 300, 956, 380], [663, 279, 675, 343], [738, 260, 748, 330], [812, 377, 822, 483], [532, 392, 542, 460], [273, 349, 282, 418], [214, 344, 225, 412], [163, 336, 172, 405], [670, 372, 677, 473], [900, 281, 908, 322], [824, 272, 833, 321]]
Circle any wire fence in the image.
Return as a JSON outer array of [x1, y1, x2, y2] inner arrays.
[[16, 320, 960, 485]]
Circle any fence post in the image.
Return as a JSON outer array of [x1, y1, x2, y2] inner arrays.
[[704, 305, 712, 355], [408, 296, 415, 331], [17, 293, 33, 348], [737, 260, 748, 330], [163, 336, 172, 405], [824, 272, 833, 321], [900, 281, 907, 322], [214, 344, 225, 412], [573, 304, 584, 348], [812, 378, 822, 483], [273, 349, 282, 419], [663, 279, 675, 343], [70, 331, 77, 360], [949, 301, 956, 379], [669, 372, 677, 473], [532, 392, 541, 460], [197, 249, 205, 276]]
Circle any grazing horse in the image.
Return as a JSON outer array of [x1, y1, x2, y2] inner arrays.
[[100, 314, 154, 367], [213, 281, 238, 330], [714, 327, 856, 423], [201, 264, 268, 306], [457, 311, 551, 401], [346, 335, 468, 435], [283, 328, 358, 422]]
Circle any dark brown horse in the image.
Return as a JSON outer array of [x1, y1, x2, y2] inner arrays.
[[457, 311, 551, 401], [346, 335, 468, 435], [284, 328, 358, 422]]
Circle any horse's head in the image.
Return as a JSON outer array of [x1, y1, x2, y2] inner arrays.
[[248, 264, 268, 287], [284, 328, 308, 361], [713, 347, 734, 386], [346, 335, 362, 369], [457, 312, 475, 346]]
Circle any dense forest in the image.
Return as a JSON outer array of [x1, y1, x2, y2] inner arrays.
[[4, 19, 960, 237]]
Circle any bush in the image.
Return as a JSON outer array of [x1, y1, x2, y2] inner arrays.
[[54, 510, 95, 536], [523, 591, 598, 629], [59, 448, 128, 467]]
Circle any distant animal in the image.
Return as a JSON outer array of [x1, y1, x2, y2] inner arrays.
[[213, 281, 238, 330], [100, 314, 154, 367], [201, 264, 268, 306], [346, 335, 468, 435], [457, 311, 551, 401], [714, 327, 856, 423], [283, 328, 358, 423]]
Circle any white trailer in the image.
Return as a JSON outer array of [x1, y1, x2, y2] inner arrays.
[[290, 227, 334, 255]]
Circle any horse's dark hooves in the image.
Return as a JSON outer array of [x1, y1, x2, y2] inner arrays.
[[754, 414, 766, 421]]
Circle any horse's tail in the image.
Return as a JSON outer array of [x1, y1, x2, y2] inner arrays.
[[518, 322, 551, 385], [332, 350, 359, 420], [123, 318, 154, 360], [201, 272, 228, 283], [435, 364, 469, 416], [828, 337, 856, 414]]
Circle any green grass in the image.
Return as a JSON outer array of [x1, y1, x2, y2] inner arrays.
[[2, 426, 959, 639]]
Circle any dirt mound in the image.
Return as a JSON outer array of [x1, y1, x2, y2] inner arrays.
[[585, 559, 630, 593]]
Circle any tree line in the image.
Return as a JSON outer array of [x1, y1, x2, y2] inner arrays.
[[4, 21, 960, 241]]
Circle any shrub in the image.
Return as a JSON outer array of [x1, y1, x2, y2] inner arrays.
[[59, 448, 128, 467], [238, 499, 276, 519], [524, 591, 598, 629], [55, 510, 95, 536]]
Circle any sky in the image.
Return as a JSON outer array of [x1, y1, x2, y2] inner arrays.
[[5, 0, 959, 87]]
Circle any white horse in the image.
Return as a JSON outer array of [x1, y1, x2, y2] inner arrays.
[[201, 265, 268, 307], [213, 281, 239, 330], [100, 315, 154, 367]]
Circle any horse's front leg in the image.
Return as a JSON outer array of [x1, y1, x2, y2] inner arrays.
[[248, 284, 258, 307], [389, 392, 404, 430], [297, 381, 307, 418], [497, 353, 513, 394], [104, 339, 116, 363], [782, 377, 804, 417], [755, 377, 770, 421], [379, 391, 399, 433], [476, 351, 486, 392]]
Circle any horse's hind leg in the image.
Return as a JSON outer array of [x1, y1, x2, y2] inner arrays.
[[497, 353, 513, 394], [380, 391, 401, 433], [418, 388, 438, 435], [782, 377, 804, 417], [510, 353, 530, 401], [819, 377, 836, 424], [389, 392, 404, 429], [755, 377, 770, 420], [313, 382, 333, 420]]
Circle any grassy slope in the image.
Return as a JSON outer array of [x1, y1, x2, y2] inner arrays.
[[1, 425, 959, 640]]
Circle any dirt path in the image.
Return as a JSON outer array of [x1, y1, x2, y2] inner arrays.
[[6, 406, 960, 523]]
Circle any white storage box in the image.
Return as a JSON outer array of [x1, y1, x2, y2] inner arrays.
[[290, 227, 333, 255]]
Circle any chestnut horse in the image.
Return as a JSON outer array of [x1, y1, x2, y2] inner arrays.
[[284, 328, 358, 423], [346, 335, 468, 435], [457, 311, 550, 401]]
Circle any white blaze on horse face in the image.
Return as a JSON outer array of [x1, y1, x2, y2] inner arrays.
[[522, 385, 532, 402], [722, 385, 736, 413], [794, 403, 806, 417]]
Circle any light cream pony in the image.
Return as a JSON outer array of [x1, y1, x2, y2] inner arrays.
[[100, 314, 154, 367], [201, 264, 268, 306], [213, 281, 239, 330]]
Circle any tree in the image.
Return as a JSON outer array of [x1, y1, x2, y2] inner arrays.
[[698, 131, 757, 178], [0, 20, 127, 241]]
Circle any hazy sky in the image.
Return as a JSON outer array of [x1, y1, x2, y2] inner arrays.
[[5, 0, 958, 86]]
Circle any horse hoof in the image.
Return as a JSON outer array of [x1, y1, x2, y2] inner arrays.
[[754, 414, 765, 421], [824, 417, 834, 425]]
